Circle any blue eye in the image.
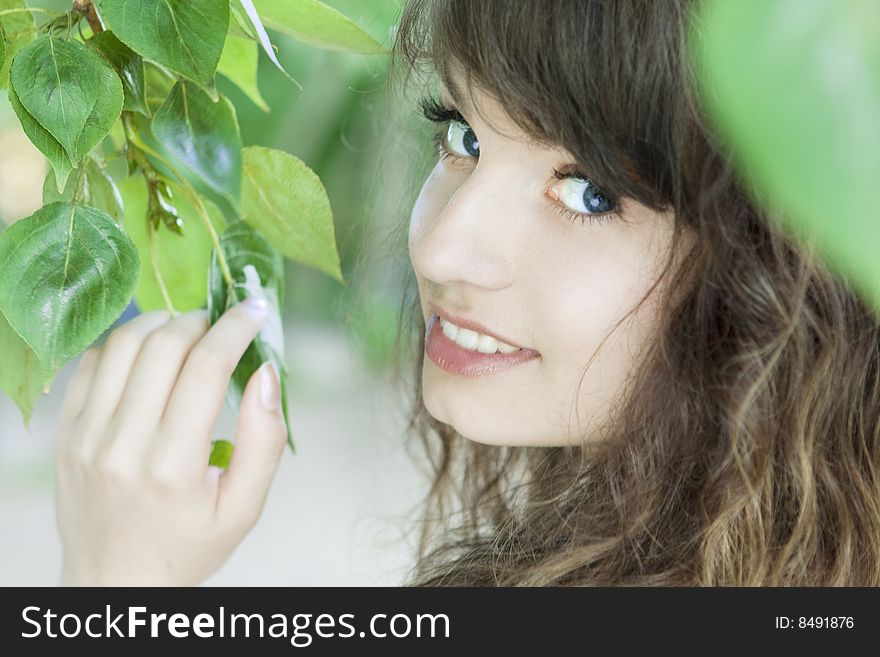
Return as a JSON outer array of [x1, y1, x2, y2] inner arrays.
[[556, 176, 616, 215], [445, 120, 480, 158]]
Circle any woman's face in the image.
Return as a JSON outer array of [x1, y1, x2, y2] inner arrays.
[[408, 79, 680, 447]]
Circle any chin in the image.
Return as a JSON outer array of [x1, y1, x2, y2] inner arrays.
[[421, 385, 541, 447], [421, 362, 580, 447]]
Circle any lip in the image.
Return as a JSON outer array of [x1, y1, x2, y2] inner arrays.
[[428, 303, 536, 351], [424, 311, 541, 378]]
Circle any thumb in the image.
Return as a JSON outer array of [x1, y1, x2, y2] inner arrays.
[[215, 361, 288, 532]]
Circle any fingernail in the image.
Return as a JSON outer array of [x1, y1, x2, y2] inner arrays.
[[259, 361, 281, 412], [241, 296, 268, 320]]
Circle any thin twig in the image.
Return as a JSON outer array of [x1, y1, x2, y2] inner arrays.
[[148, 218, 179, 316]]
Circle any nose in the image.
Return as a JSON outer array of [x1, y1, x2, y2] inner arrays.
[[409, 168, 514, 292]]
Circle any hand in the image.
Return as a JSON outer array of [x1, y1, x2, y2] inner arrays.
[[54, 297, 288, 586]]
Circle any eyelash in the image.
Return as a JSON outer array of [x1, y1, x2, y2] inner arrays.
[[420, 96, 621, 227]]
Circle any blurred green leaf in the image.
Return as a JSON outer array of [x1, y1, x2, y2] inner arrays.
[[0, 0, 35, 89], [0, 202, 139, 385], [95, 0, 229, 92], [0, 24, 6, 74], [208, 438, 234, 468], [236, 0, 302, 90], [10, 35, 123, 165], [43, 157, 125, 223], [208, 220, 293, 450], [7, 83, 75, 192], [252, 0, 383, 53], [218, 32, 269, 112], [118, 174, 226, 312], [241, 146, 343, 283], [691, 0, 880, 310], [88, 31, 149, 116], [0, 310, 43, 427], [152, 81, 243, 203]]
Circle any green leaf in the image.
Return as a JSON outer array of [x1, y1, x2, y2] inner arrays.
[[10, 35, 124, 165], [43, 158, 125, 224], [94, 0, 229, 92], [118, 174, 227, 312], [7, 83, 75, 192], [88, 31, 149, 116], [0, 0, 36, 90], [230, 3, 258, 40], [252, 0, 384, 53], [691, 0, 880, 312], [0, 202, 139, 384], [208, 220, 293, 450], [0, 24, 6, 74], [218, 32, 269, 112], [208, 438, 234, 468], [241, 146, 343, 282], [151, 81, 243, 203], [0, 309, 44, 427], [236, 0, 301, 90]]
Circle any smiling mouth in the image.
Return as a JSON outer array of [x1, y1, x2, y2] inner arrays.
[[428, 303, 539, 355], [424, 313, 541, 378], [437, 315, 523, 355]]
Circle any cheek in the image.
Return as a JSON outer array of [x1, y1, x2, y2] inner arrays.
[[534, 231, 669, 406]]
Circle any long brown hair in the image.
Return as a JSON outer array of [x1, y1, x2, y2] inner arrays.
[[384, 0, 880, 585]]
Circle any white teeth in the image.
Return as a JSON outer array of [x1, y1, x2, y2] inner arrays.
[[439, 316, 521, 354], [441, 318, 459, 341], [476, 334, 498, 354], [455, 328, 480, 350]]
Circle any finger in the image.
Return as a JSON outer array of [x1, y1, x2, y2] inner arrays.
[[76, 310, 174, 455], [158, 297, 269, 472], [59, 346, 102, 424], [215, 361, 287, 534], [110, 310, 210, 444]]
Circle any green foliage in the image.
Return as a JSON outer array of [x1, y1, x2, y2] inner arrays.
[[0, 0, 36, 89], [118, 175, 226, 313], [87, 31, 149, 115], [94, 0, 228, 91], [0, 312, 43, 428], [208, 438, 234, 469], [43, 156, 124, 222], [217, 31, 269, 112], [241, 146, 343, 283], [0, 0, 375, 456], [208, 220, 292, 449], [152, 81, 242, 203], [253, 0, 383, 53], [235, 0, 301, 88], [0, 202, 139, 385], [11, 35, 123, 166], [7, 82, 75, 190], [691, 0, 880, 312]]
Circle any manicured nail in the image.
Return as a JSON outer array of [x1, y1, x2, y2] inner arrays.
[[259, 361, 281, 411], [241, 296, 268, 319]]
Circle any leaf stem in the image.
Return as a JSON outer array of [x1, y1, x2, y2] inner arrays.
[[148, 219, 178, 316], [69, 161, 89, 206]]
